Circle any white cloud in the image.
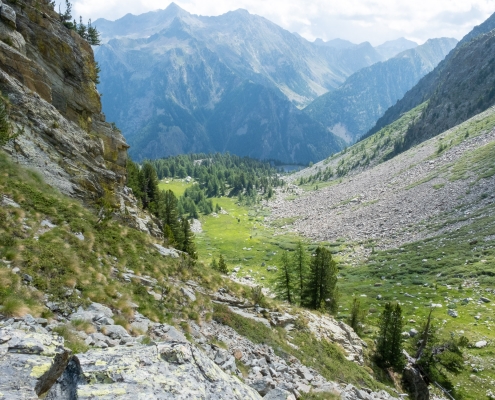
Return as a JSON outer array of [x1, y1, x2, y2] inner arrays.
[[62, 0, 494, 45]]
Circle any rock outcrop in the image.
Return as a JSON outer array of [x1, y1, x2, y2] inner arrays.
[[0, 0, 128, 206], [0, 316, 261, 399], [1, 302, 402, 400]]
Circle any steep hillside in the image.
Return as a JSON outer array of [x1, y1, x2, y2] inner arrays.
[[367, 12, 495, 150], [272, 106, 495, 253], [304, 38, 457, 143]]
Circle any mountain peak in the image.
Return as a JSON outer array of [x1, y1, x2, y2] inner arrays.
[[165, 2, 186, 14], [375, 37, 418, 60]]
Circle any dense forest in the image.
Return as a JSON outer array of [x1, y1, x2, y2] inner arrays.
[[150, 153, 283, 198]]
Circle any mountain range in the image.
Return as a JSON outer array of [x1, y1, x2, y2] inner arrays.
[[94, 3, 456, 163], [304, 37, 457, 143]]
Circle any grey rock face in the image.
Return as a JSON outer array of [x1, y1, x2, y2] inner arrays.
[[0, 318, 262, 399]]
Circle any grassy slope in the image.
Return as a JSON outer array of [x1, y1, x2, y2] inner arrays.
[[0, 152, 233, 338], [0, 155, 386, 393]]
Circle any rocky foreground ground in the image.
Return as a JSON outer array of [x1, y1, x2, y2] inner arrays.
[[0, 291, 401, 399]]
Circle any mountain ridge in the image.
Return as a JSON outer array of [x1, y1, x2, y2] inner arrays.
[[303, 37, 457, 143], [365, 11, 495, 147]]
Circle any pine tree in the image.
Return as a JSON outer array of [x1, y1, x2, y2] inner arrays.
[[292, 241, 308, 304], [59, 0, 75, 29], [179, 218, 196, 259], [140, 162, 159, 211], [87, 19, 101, 46], [376, 302, 404, 370], [77, 16, 87, 39], [304, 246, 338, 312], [348, 297, 365, 336], [159, 190, 180, 241], [218, 254, 228, 274], [275, 251, 294, 304]]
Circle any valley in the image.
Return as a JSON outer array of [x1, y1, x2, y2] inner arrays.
[[0, 0, 494, 399]]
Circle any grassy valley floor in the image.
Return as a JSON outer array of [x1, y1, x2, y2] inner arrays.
[[163, 175, 495, 400]]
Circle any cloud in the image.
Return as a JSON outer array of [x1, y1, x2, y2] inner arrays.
[[63, 0, 494, 45]]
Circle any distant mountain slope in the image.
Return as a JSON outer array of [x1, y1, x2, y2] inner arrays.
[[205, 82, 345, 163], [94, 3, 388, 162], [375, 37, 418, 60], [303, 38, 457, 143], [366, 12, 495, 149], [95, 4, 383, 108], [313, 38, 357, 49], [272, 106, 495, 253]]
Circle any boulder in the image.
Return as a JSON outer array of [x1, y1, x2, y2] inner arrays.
[[402, 364, 429, 400], [475, 340, 487, 349], [447, 309, 458, 318], [181, 287, 197, 302], [264, 388, 296, 400], [250, 378, 274, 396], [101, 325, 130, 340], [87, 303, 113, 318]]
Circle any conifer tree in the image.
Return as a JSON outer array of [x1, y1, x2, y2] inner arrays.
[[159, 190, 180, 241], [292, 241, 308, 304], [348, 297, 365, 336], [179, 218, 196, 259], [77, 16, 87, 39], [87, 19, 101, 45], [275, 251, 294, 304], [304, 246, 338, 312], [140, 162, 159, 211], [376, 302, 404, 370], [218, 254, 228, 274]]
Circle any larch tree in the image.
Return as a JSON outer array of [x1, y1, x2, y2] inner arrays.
[[375, 302, 404, 370], [292, 241, 308, 304], [275, 251, 294, 304], [304, 246, 338, 313]]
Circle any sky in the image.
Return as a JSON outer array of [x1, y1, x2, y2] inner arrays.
[[64, 0, 495, 45]]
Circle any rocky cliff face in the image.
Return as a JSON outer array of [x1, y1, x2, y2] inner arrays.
[[0, 0, 128, 206]]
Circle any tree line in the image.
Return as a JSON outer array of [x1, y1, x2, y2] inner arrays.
[[149, 153, 283, 200], [126, 161, 196, 258], [58, 0, 101, 45], [275, 242, 339, 313]]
